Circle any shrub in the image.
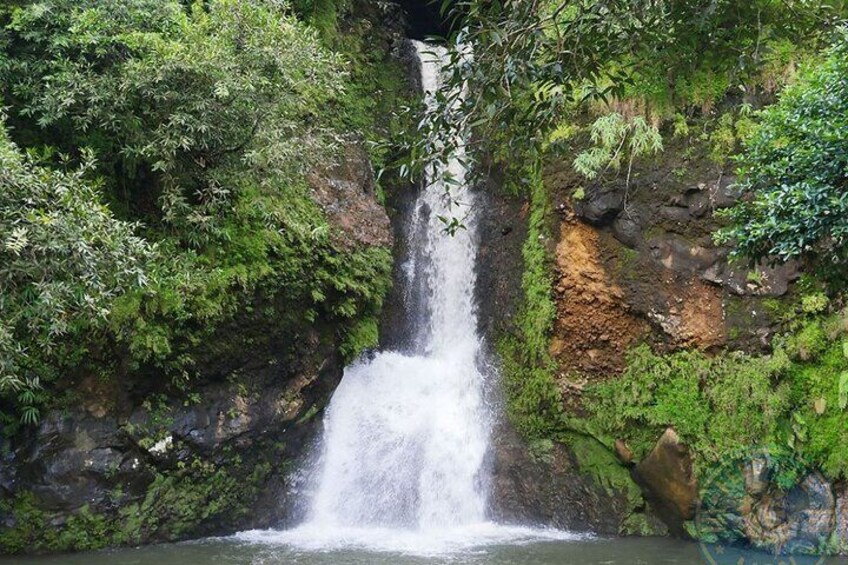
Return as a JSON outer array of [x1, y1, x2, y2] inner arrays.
[[0, 123, 152, 424], [716, 33, 848, 285]]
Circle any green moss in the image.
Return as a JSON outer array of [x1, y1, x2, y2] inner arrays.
[[786, 319, 830, 361], [614, 245, 640, 280], [340, 316, 379, 362], [497, 163, 565, 440], [787, 339, 848, 479], [584, 307, 848, 484], [0, 493, 51, 554], [586, 344, 791, 467], [0, 455, 273, 554], [293, 0, 346, 41], [561, 432, 658, 535], [621, 512, 660, 536], [567, 433, 642, 504]]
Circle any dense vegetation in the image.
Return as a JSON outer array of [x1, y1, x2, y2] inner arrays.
[[1, 0, 848, 552], [717, 36, 848, 283], [0, 0, 401, 430], [426, 0, 848, 528]]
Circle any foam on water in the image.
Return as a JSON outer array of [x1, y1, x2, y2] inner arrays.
[[235, 524, 589, 556]]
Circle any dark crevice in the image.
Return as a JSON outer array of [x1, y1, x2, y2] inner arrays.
[[397, 0, 456, 39]]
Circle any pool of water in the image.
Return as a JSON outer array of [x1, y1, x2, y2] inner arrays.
[[6, 535, 847, 565]]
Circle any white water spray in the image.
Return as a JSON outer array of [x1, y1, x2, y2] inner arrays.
[[310, 40, 488, 532], [236, 42, 586, 555]]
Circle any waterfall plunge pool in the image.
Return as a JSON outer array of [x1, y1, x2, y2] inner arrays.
[[6, 536, 848, 565]]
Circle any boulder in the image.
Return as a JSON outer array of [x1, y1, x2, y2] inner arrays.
[[659, 205, 692, 224], [612, 216, 642, 248], [574, 187, 624, 224], [633, 428, 698, 536], [743, 472, 835, 555]]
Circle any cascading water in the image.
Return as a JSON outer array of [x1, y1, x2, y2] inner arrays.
[[236, 42, 584, 555], [308, 40, 489, 531]]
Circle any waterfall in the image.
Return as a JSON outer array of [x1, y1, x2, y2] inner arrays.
[[236, 41, 583, 555], [309, 40, 489, 531]]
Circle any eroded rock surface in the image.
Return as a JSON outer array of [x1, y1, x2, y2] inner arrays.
[[309, 144, 393, 249], [633, 428, 698, 537], [489, 425, 665, 536]]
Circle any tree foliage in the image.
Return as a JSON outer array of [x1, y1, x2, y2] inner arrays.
[[572, 112, 662, 183], [716, 33, 848, 284], [0, 121, 153, 423], [2, 0, 343, 245], [399, 0, 843, 190], [0, 0, 395, 425]]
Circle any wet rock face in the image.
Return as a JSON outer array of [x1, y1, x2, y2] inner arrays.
[[473, 169, 528, 343], [632, 428, 698, 537], [2, 338, 343, 548], [488, 425, 663, 535]]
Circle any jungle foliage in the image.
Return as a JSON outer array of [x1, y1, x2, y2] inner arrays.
[[716, 34, 848, 284], [0, 0, 397, 427]]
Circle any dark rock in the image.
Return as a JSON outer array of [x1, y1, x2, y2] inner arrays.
[[659, 205, 691, 224], [0, 447, 14, 497], [574, 187, 624, 224], [612, 216, 642, 248], [633, 428, 698, 537], [702, 259, 799, 297], [744, 456, 770, 496], [684, 192, 711, 218], [2, 340, 343, 547], [473, 165, 527, 345], [649, 236, 723, 275], [836, 485, 848, 554], [489, 424, 660, 535], [392, 38, 422, 93], [677, 179, 740, 216], [712, 179, 742, 209]]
